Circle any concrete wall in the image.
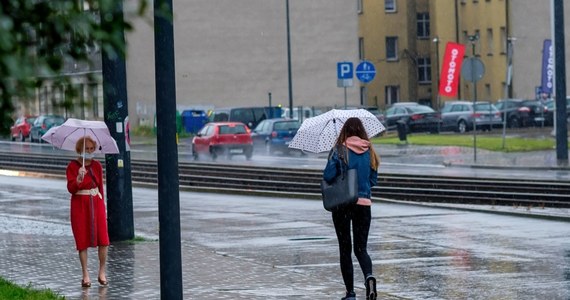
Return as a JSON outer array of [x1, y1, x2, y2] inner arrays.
[[125, 0, 359, 126], [510, 0, 570, 100]]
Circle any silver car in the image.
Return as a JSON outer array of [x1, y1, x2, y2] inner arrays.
[[440, 101, 502, 133]]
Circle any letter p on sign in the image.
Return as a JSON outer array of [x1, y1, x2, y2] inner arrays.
[[337, 62, 353, 80]]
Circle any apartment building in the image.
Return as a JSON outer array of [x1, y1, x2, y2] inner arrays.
[[359, 0, 505, 109]]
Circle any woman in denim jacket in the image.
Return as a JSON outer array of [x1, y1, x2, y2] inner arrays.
[[323, 117, 380, 300]]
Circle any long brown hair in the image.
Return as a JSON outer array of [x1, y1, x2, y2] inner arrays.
[[335, 117, 379, 169]]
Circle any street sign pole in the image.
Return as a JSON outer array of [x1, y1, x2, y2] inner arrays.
[[344, 87, 347, 109], [337, 62, 354, 108], [461, 37, 485, 163], [355, 61, 377, 108]]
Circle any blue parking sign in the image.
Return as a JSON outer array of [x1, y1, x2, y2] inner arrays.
[[337, 62, 353, 79], [356, 61, 376, 83]]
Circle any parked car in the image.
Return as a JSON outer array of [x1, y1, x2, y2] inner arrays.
[[495, 99, 547, 128], [544, 97, 570, 126], [440, 101, 502, 133], [192, 122, 253, 160], [10, 115, 37, 142], [345, 105, 386, 127], [208, 106, 282, 130], [384, 102, 441, 133], [251, 118, 301, 155], [29, 114, 65, 143]]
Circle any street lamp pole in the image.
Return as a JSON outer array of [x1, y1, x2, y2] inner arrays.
[[286, 0, 293, 119], [468, 33, 479, 162], [433, 36, 441, 131]]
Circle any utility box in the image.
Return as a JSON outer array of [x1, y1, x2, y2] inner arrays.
[[182, 110, 208, 133]]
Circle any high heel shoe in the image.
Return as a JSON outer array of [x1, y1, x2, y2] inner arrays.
[[98, 277, 109, 286], [81, 280, 91, 288]]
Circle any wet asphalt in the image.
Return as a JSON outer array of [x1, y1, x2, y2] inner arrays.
[[0, 134, 569, 299], [0, 175, 569, 300]]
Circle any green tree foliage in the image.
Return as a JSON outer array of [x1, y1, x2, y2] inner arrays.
[[0, 0, 147, 136]]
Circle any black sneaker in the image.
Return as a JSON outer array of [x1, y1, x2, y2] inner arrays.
[[341, 290, 356, 300], [365, 275, 377, 300]]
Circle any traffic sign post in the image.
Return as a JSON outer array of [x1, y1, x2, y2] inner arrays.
[[337, 62, 354, 108], [460, 56, 485, 162], [355, 61, 376, 106], [356, 61, 376, 83]]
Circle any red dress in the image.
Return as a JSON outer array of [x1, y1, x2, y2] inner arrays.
[[66, 159, 110, 251]]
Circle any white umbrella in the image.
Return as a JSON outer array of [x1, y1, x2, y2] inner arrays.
[[288, 109, 385, 153], [41, 118, 120, 159]]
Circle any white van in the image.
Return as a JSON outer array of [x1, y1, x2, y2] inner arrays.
[[281, 107, 320, 121]]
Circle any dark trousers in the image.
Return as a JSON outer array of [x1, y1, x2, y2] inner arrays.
[[332, 204, 373, 292]]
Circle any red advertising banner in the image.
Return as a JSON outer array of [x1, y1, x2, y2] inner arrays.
[[439, 42, 466, 97]]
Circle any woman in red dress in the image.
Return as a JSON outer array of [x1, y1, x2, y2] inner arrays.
[[66, 136, 110, 288]]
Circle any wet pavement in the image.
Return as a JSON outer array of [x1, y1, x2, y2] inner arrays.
[[0, 173, 569, 300], [0, 134, 570, 299]]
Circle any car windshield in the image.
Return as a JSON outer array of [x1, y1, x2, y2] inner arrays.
[[474, 103, 497, 112], [45, 117, 65, 126], [273, 121, 300, 131], [408, 106, 434, 113], [219, 124, 247, 134]]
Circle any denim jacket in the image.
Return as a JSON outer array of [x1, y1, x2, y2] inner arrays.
[[323, 145, 378, 199]]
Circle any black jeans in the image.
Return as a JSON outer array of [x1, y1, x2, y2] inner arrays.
[[332, 204, 372, 292]]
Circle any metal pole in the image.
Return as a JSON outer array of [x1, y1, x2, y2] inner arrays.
[[100, 0, 134, 242], [502, 39, 513, 149], [286, 0, 293, 119], [554, 0, 568, 162], [433, 37, 441, 131], [469, 36, 478, 162], [154, 0, 183, 298], [268, 92, 272, 118], [344, 87, 347, 109]]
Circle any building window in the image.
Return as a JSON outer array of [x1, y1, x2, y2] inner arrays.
[[417, 57, 431, 83], [485, 83, 491, 99], [357, 0, 363, 14], [385, 0, 396, 12], [417, 13, 430, 39], [385, 85, 400, 105], [386, 37, 398, 60], [360, 86, 366, 105], [359, 37, 365, 60], [487, 28, 494, 55]]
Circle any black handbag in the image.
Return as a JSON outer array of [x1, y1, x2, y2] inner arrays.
[[321, 147, 358, 211]]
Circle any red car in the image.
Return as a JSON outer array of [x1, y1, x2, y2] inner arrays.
[[10, 115, 37, 142], [192, 122, 253, 160]]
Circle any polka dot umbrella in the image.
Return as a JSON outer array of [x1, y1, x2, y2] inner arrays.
[[288, 109, 386, 153]]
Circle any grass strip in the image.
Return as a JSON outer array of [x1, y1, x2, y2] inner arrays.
[[373, 133, 563, 152], [0, 277, 64, 300]]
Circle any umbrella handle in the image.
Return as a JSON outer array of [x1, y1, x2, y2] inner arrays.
[[82, 129, 86, 166]]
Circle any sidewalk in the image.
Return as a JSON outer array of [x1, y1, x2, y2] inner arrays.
[[1, 136, 569, 299], [0, 175, 402, 300]]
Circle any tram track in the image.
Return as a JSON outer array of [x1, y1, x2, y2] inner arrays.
[[1, 151, 569, 208]]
